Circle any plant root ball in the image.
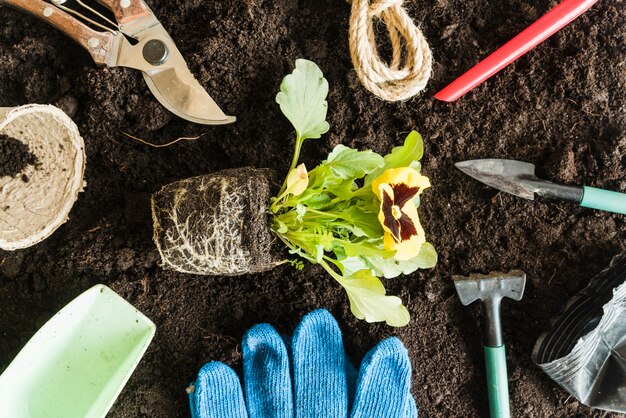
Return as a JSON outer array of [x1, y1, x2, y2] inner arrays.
[[151, 167, 280, 276]]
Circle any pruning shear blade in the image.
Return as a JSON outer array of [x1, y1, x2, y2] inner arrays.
[[115, 22, 235, 124]]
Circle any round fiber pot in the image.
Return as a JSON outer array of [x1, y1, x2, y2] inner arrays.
[[0, 104, 86, 251]]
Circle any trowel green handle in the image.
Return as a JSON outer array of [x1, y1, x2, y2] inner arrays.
[[580, 186, 626, 215], [484, 345, 510, 418]]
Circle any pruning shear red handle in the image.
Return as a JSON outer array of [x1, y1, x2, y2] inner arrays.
[[2, 0, 116, 65]]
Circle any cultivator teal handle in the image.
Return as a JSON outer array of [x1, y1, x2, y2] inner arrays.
[[484, 345, 510, 418], [580, 186, 626, 215]]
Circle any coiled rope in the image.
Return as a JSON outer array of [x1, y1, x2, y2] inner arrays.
[[348, 0, 432, 101]]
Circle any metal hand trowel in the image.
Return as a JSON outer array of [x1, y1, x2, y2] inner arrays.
[[0, 285, 155, 418], [455, 159, 626, 215]]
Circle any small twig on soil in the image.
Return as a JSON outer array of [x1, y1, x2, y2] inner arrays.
[[442, 398, 464, 416], [122, 132, 206, 148], [554, 205, 567, 217], [140, 277, 150, 294], [568, 121, 582, 134], [202, 333, 239, 347], [443, 292, 457, 306], [548, 259, 564, 286], [87, 223, 110, 233]]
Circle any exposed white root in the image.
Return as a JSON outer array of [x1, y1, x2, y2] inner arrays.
[[152, 168, 277, 276]]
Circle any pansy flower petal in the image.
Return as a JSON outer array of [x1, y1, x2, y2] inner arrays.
[[399, 202, 423, 238], [378, 184, 401, 240], [372, 167, 430, 198], [393, 233, 426, 261], [381, 203, 426, 259], [285, 163, 309, 196], [392, 183, 420, 208], [383, 231, 397, 252]]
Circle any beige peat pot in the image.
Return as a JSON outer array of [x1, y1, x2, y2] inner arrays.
[[0, 104, 85, 251]]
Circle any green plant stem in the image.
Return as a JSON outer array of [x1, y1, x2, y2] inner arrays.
[[277, 134, 304, 199], [273, 230, 317, 265], [318, 259, 346, 285], [270, 191, 291, 213], [305, 208, 337, 217], [289, 135, 304, 173]]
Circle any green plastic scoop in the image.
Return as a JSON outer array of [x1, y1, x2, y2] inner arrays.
[[0, 284, 155, 418]]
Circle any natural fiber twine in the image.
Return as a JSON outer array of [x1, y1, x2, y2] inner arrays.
[[348, 0, 432, 101]]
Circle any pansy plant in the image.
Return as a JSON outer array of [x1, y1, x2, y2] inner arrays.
[[270, 59, 437, 327]]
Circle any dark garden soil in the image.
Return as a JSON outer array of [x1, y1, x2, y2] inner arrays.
[[0, 0, 624, 417], [0, 134, 37, 178]]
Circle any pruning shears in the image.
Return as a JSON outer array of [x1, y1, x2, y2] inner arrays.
[[0, 0, 235, 125]]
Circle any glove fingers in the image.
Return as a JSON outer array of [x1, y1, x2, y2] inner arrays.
[[243, 323, 293, 418], [350, 337, 415, 418], [190, 361, 248, 418], [293, 309, 348, 418], [405, 395, 418, 418]]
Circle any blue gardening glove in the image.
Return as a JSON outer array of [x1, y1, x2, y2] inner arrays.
[[188, 309, 418, 418]]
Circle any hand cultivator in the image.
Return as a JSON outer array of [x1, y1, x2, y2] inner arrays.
[[0, 0, 624, 417], [453, 271, 526, 418]]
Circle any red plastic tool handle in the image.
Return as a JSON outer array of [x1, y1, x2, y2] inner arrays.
[[434, 0, 599, 102]]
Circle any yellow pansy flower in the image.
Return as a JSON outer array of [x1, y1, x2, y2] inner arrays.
[[372, 167, 430, 260]]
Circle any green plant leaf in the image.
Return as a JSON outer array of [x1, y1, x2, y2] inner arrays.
[[338, 256, 370, 275], [366, 131, 424, 184], [295, 204, 307, 221], [340, 206, 383, 238], [326, 179, 358, 199], [342, 240, 392, 258], [363, 256, 405, 278], [410, 241, 438, 268], [384, 130, 424, 167], [325, 145, 384, 180], [336, 270, 410, 327], [300, 192, 332, 209], [372, 242, 438, 278], [276, 59, 330, 141], [274, 219, 288, 234], [342, 242, 437, 279]]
